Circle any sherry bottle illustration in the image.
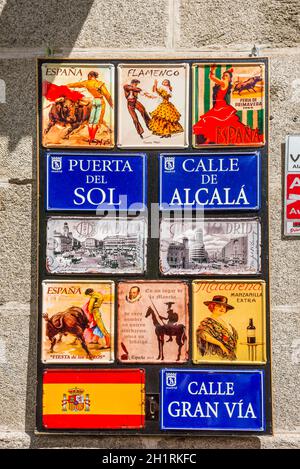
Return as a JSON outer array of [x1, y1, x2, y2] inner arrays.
[[247, 318, 256, 344]]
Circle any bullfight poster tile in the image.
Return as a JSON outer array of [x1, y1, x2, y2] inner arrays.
[[41, 280, 114, 364], [117, 63, 189, 148], [160, 217, 261, 275], [192, 63, 265, 148], [192, 280, 267, 365], [46, 216, 147, 275], [42, 369, 145, 429], [41, 63, 114, 148], [118, 281, 189, 363]]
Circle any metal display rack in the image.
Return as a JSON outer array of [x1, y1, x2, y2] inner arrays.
[[36, 57, 272, 435]]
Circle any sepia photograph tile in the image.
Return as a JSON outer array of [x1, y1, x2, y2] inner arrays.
[[160, 217, 261, 275], [46, 216, 147, 275]]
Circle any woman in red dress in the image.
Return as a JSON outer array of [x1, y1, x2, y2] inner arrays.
[[193, 65, 255, 145]]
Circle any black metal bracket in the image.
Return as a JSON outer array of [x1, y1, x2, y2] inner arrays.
[[146, 394, 159, 421]]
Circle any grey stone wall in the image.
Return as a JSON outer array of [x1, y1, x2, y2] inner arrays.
[[0, 0, 299, 449]]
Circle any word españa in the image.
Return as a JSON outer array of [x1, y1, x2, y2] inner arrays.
[[47, 287, 81, 295], [45, 67, 83, 76], [216, 126, 261, 145], [168, 381, 257, 419]]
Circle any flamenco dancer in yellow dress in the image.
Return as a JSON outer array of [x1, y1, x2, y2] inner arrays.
[[148, 79, 183, 138]]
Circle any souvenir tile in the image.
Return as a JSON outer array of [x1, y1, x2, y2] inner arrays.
[[117, 63, 189, 148], [118, 281, 189, 363], [192, 62, 265, 147], [159, 152, 261, 211], [160, 217, 261, 275], [46, 152, 147, 211], [46, 216, 147, 274], [160, 368, 265, 431], [41, 63, 114, 148], [192, 280, 266, 365], [41, 280, 114, 363], [42, 369, 145, 429], [284, 135, 300, 235]]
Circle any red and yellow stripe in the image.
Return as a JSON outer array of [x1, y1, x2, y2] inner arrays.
[[43, 369, 145, 429]]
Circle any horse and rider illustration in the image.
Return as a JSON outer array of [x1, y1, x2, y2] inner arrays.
[[145, 301, 187, 361]]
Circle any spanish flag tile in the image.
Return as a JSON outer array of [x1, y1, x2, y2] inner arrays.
[[42, 369, 145, 429]]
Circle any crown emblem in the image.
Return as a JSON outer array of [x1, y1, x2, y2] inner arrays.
[[51, 156, 62, 171], [164, 156, 175, 172], [68, 387, 84, 396], [166, 372, 177, 387], [62, 388, 90, 412]]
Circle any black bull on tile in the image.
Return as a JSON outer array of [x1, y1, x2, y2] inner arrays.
[[43, 306, 93, 359], [44, 98, 92, 139]]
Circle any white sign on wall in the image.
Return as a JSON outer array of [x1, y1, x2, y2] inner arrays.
[[285, 135, 300, 236]]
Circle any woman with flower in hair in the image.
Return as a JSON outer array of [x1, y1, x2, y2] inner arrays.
[[148, 79, 183, 138], [193, 65, 254, 145]]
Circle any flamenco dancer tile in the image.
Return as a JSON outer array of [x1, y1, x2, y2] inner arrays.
[[192, 62, 266, 147], [117, 63, 189, 148]]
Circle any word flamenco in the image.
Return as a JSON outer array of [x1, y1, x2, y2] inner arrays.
[[168, 381, 257, 419]]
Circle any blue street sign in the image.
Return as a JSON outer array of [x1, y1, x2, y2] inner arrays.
[[46, 152, 147, 211], [160, 152, 261, 210], [160, 369, 265, 431]]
